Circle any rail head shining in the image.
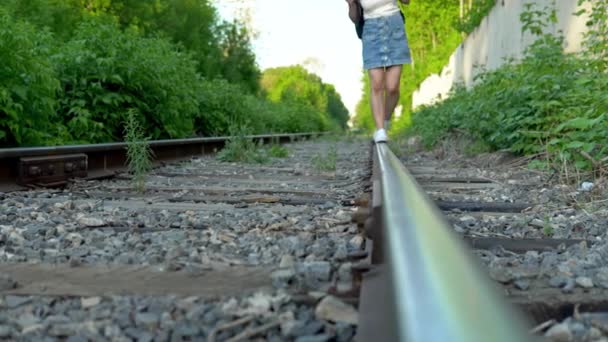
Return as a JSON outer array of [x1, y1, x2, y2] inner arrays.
[[375, 143, 535, 342]]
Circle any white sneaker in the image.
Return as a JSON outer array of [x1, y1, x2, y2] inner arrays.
[[373, 129, 388, 143]]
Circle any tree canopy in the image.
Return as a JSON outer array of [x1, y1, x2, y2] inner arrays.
[[0, 0, 342, 147], [2, 0, 260, 92], [262, 66, 349, 129]]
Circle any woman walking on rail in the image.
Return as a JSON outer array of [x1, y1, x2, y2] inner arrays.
[[346, 0, 411, 143]]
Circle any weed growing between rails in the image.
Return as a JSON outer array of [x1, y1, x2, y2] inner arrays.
[[217, 126, 302, 163], [217, 124, 268, 164], [542, 214, 555, 237], [124, 110, 153, 193], [312, 145, 337, 172], [266, 137, 289, 158]]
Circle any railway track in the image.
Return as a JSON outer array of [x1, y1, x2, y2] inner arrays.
[[374, 143, 608, 341], [0, 133, 607, 341]]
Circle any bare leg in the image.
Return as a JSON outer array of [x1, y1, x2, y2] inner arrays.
[[368, 68, 386, 129], [384, 65, 402, 125]]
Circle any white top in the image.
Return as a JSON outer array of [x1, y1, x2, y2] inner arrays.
[[360, 0, 400, 19]]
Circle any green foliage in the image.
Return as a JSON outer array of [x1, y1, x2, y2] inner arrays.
[[264, 137, 289, 158], [312, 146, 338, 172], [353, 1, 462, 133], [270, 101, 332, 134], [262, 66, 349, 129], [542, 215, 554, 237], [215, 20, 261, 94], [3, 0, 83, 40], [352, 74, 374, 131], [520, 1, 558, 35], [0, 9, 61, 147], [407, 2, 608, 171], [3, 0, 260, 93], [104, 0, 260, 92], [577, 0, 608, 71], [124, 109, 153, 193], [0, 1, 337, 147], [217, 124, 268, 164], [464, 139, 492, 156], [454, 0, 497, 34], [52, 19, 201, 143], [195, 79, 330, 137], [266, 144, 289, 158], [195, 79, 252, 136]]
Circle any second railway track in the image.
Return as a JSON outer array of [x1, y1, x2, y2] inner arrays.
[[0, 136, 370, 341]]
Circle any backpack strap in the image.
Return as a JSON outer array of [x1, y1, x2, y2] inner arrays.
[[353, 0, 364, 39]]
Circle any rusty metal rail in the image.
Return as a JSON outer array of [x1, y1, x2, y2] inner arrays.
[[357, 143, 535, 341], [0, 132, 323, 191]]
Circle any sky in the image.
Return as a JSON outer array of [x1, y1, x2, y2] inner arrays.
[[215, 0, 364, 117]]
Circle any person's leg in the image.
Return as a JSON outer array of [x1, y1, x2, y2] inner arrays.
[[368, 68, 387, 129], [384, 65, 403, 129]]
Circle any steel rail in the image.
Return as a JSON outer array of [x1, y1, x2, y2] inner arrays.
[[0, 133, 321, 158], [0, 132, 326, 191], [357, 143, 535, 342]]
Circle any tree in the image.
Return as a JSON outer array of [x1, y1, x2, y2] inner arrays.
[[4, 0, 261, 92], [0, 9, 61, 147], [262, 66, 349, 128]]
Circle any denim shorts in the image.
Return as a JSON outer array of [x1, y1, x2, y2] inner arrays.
[[362, 12, 412, 70]]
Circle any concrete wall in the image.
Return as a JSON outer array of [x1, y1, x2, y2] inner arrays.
[[412, 0, 591, 109]]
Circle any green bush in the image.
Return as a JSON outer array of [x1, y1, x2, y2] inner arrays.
[[266, 144, 289, 158], [407, 9, 608, 170], [0, 10, 60, 147], [52, 19, 201, 143], [3, 0, 83, 40], [271, 101, 331, 133], [0, 2, 334, 147], [3, 0, 260, 92], [454, 0, 496, 34], [195, 79, 330, 136], [217, 124, 268, 164], [195, 79, 253, 136], [261, 66, 349, 129], [214, 21, 261, 94]]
